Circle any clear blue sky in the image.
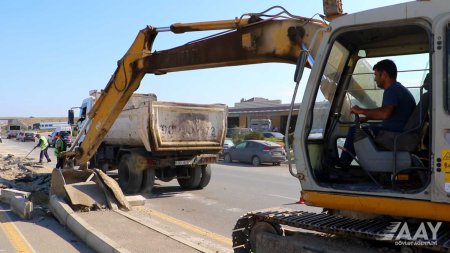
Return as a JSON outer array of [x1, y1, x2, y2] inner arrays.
[[0, 0, 409, 117]]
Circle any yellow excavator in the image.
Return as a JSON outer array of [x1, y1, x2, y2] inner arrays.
[[62, 0, 450, 252]]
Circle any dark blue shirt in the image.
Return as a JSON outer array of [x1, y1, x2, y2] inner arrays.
[[381, 82, 416, 132]]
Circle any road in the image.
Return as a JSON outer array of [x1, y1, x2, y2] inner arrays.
[[0, 137, 322, 252], [0, 138, 93, 253]]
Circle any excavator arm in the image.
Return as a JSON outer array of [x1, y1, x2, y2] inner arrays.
[[68, 11, 327, 166]]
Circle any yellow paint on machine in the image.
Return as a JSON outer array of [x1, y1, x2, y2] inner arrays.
[[0, 210, 34, 253], [302, 191, 450, 222], [135, 206, 233, 246]]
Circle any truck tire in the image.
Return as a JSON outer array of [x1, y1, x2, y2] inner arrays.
[[177, 166, 202, 190], [197, 165, 211, 189], [140, 167, 155, 193], [118, 154, 143, 194]]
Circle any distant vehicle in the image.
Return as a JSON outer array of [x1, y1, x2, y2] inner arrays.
[[249, 119, 272, 132], [226, 127, 253, 138], [32, 122, 70, 131], [219, 138, 234, 158], [262, 132, 285, 140], [223, 140, 286, 166], [19, 132, 36, 142], [7, 125, 21, 139], [15, 131, 24, 141], [48, 130, 72, 147], [16, 131, 35, 142]]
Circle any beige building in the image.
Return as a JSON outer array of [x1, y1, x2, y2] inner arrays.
[[227, 97, 300, 133]]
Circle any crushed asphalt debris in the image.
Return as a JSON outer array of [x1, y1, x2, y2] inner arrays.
[[0, 154, 51, 209]]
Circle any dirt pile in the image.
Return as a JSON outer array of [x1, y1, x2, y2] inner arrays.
[[0, 154, 51, 205]]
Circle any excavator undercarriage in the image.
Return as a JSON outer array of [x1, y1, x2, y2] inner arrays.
[[233, 208, 450, 253]]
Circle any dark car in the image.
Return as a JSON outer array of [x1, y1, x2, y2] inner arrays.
[[223, 140, 286, 166], [23, 132, 36, 142], [263, 132, 285, 140], [48, 131, 73, 147]]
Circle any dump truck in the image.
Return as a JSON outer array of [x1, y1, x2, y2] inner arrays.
[[60, 0, 450, 251], [71, 90, 227, 194]]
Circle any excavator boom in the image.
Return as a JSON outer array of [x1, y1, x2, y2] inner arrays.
[[70, 14, 326, 166]]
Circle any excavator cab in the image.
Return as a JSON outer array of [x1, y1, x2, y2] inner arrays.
[[297, 17, 434, 197]]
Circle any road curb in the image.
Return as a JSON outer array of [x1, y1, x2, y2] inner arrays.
[[115, 209, 215, 253], [49, 195, 130, 253]]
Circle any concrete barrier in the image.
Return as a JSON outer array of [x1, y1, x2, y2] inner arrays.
[[10, 196, 33, 220], [0, 189, 31, 204], [50, 195, 130, 253]]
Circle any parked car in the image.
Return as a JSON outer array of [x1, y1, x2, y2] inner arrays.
[[262, 132, 285, 140], [17, 131, 36, 142], [7, 131, 18, 139], [223, 140, 286, 166], [15, 131, 25, 141], [219, 138, 234, 158], [48, 130, 73, 147]]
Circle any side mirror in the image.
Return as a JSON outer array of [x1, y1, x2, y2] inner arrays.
[[294, 50, 309, 83], [68, 109, 74, 125]]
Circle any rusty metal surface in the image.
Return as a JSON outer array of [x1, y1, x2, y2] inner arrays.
[[149, 101, 227, 152], [144, 19, 325, 75], [323, 0, 344, 21]]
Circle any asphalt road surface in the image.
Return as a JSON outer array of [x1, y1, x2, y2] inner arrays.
[[0, 137, 322, 252], [137, 161, 322, 251]]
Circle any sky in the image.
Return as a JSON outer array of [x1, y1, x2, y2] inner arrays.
[[0, 0, 411, 117]]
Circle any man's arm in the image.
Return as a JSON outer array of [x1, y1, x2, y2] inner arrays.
[[351, 105, 395, 120], [35, 139, 42, 148]]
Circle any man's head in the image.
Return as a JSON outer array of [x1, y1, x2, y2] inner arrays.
[[373, 59, 397, 89], [36, 133, 40, 138]]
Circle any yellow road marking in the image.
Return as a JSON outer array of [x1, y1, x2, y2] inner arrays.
[[0, 210, 34, 253], [135, 206, 233, 246]]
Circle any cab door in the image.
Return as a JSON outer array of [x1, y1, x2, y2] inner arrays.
[[431, 15, 450, 203]]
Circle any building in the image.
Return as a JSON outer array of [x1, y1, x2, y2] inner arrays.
[[227, 97, 300, 134]]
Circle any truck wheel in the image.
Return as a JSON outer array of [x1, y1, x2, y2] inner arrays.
[[196, 165, 212, 189], [140, 167, 155, 193], [118, 154, 143, 194], [177, 166, 201, 190]]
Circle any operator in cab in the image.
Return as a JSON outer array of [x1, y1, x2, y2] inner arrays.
[[339, 59, 416, 168]]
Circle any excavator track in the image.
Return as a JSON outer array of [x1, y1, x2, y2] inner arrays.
[[232, 208, 450, 252]]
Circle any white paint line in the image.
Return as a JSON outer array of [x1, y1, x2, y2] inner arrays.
[[266, 194, 298, 201]]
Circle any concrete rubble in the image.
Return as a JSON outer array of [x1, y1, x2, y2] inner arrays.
[[0, 154, 51, 206]]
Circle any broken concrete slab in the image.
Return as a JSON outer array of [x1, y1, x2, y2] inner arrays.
[[64, 181, 107, 209], [10, 196, 33, 220], [94, 169, 131, 211], [124, 195, 146, 206], [0, 188, 31, 204]]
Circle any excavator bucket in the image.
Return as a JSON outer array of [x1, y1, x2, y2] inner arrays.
[[50, 168, 131, 211]]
